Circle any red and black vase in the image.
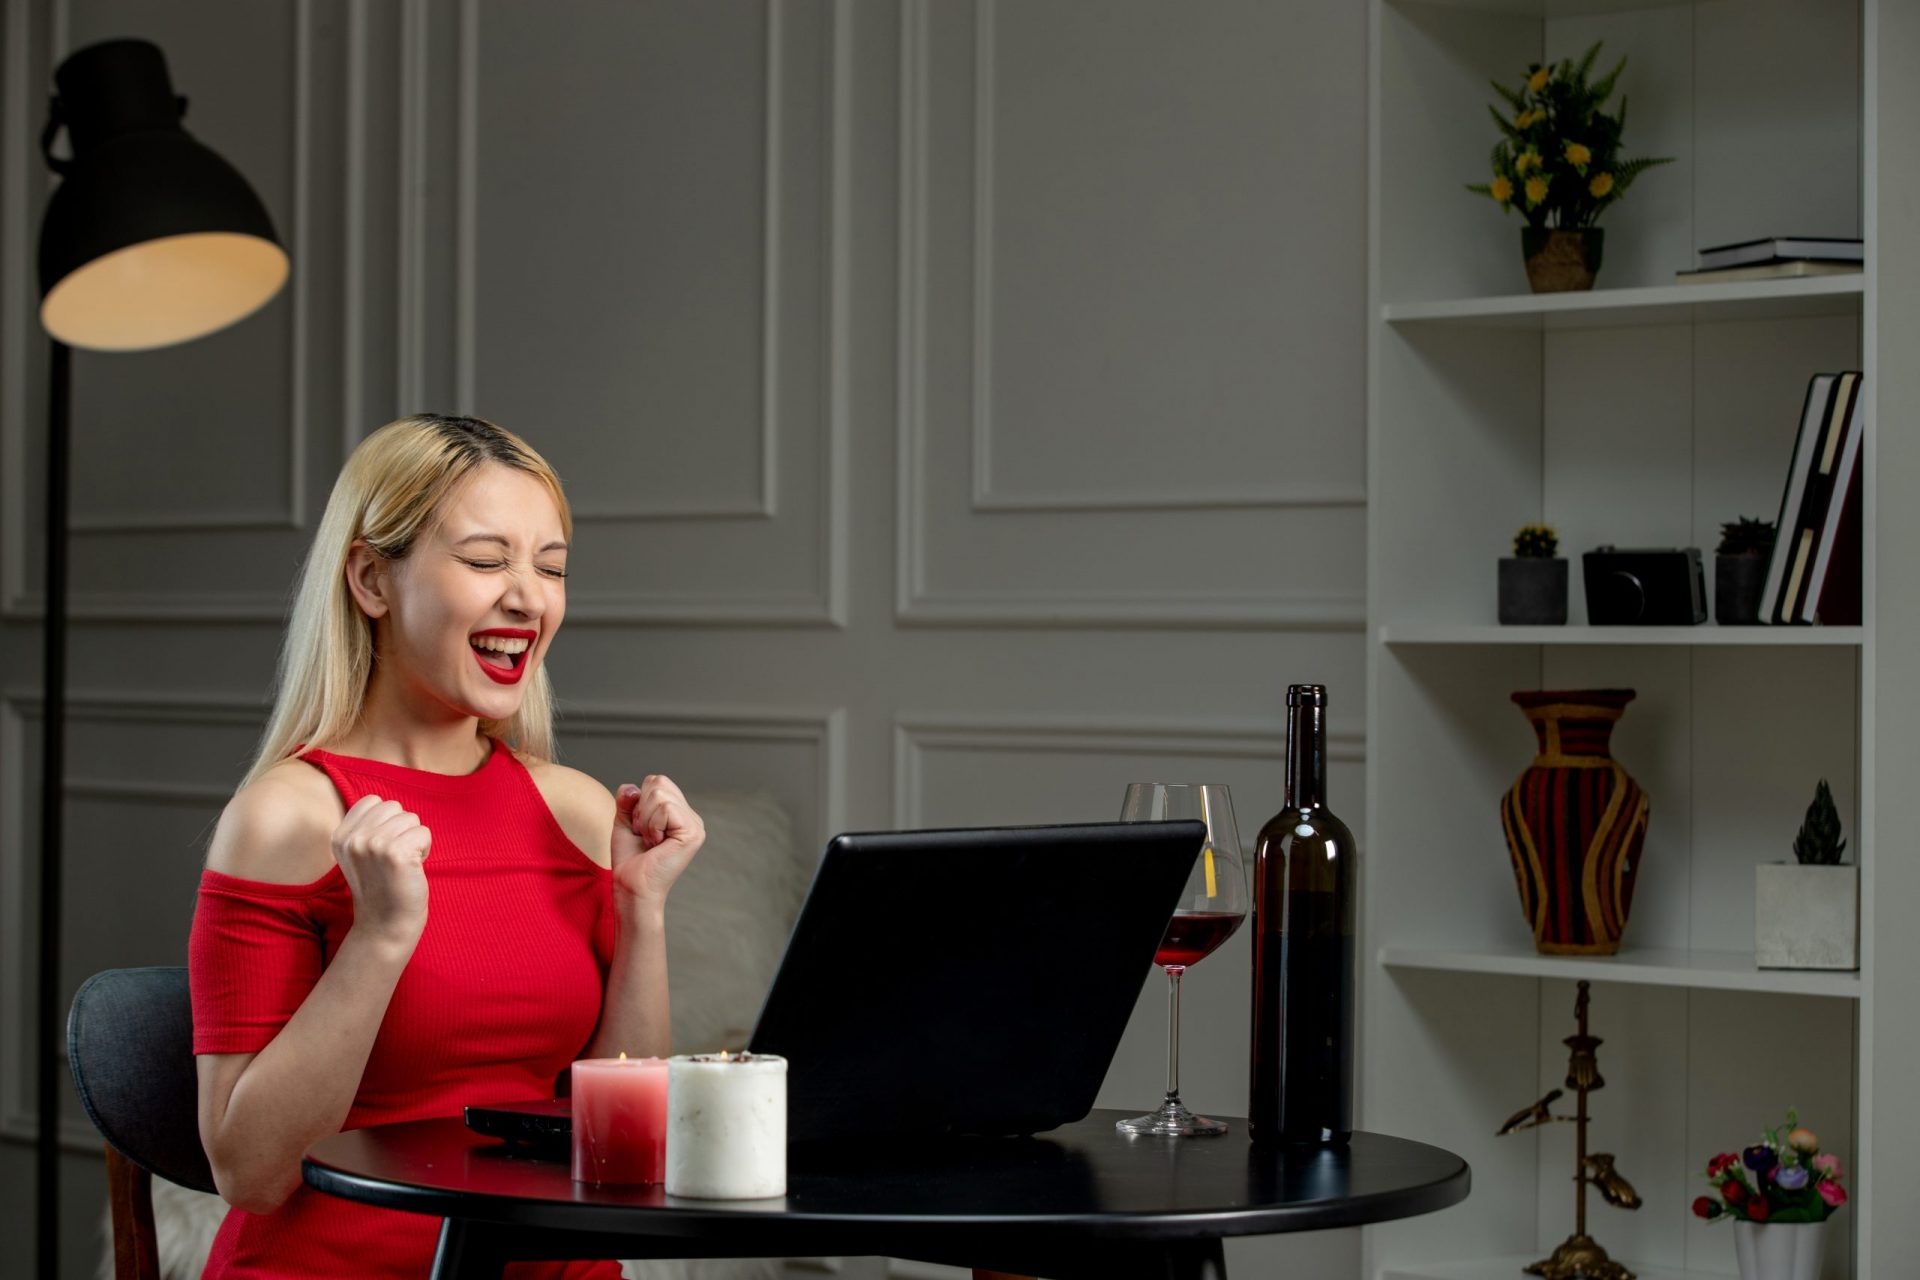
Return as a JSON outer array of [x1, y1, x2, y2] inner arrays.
[[1499, 689, 1649, 955]]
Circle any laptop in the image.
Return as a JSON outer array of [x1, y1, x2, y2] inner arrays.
[[749, 819, 1206, 1143], [467, 819, 1205, 1149]]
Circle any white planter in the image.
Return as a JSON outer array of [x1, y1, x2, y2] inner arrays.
[[1755, 863, 1858, 970], [1733, 1218, 1827, 1280]]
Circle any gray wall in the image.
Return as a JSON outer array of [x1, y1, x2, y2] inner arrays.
[[0, 2, 1368, 1277]]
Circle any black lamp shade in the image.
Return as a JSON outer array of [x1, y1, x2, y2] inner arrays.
[[37, 40, 288, 351]]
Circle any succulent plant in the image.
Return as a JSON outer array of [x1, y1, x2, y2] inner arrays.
[[1717, 516, 1776, 557], [1792, 779, 1847, 866], [1513, 524, 1559, 559]]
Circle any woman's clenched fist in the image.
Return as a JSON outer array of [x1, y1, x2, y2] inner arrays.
[[610, 774, 704, 909], [332, 794, 431, 948]]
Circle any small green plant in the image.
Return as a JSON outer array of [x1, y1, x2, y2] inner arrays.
[[1717, 516, 1776, 557], [1792, 780, 1847, 866], [1513, 524, 1560, 559]]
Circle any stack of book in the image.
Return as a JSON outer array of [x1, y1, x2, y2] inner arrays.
[[1759, 371, 1865, 626], [1676, 236, 1863, 284]]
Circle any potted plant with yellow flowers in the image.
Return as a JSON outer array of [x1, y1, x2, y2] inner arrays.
[[1467, 42, 1674, 292]]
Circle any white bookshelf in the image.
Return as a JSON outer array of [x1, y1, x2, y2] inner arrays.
[[1364, 1, 1879, 1277], [1379, 942, 1862, 999], [1383, 274, 1863, 329], [1381, 623, 1867, 647]]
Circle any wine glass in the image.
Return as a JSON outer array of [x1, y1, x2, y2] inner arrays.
[[1115, 783, 1248, 1138]]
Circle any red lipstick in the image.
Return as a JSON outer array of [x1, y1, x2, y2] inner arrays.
[[469, 627, 537, 686]]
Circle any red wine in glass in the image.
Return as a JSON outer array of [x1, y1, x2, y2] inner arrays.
[[1116, 783, 1249, 1139], [1155, 910, 1245, 969]]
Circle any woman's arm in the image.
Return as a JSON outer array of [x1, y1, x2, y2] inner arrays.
[[582, 897, 673, 1059], [534, 766, 703, 1061], [195, 776, 430, 1214]]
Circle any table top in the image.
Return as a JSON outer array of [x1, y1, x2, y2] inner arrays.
[[304, 1110, 1470, 1243]]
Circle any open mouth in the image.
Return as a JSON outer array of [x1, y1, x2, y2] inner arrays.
[[469, 630, 535, 685]]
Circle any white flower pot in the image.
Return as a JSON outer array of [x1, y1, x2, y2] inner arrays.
[[1755, 863, 1858, 969], [1733, 1218, 1827, 1280]]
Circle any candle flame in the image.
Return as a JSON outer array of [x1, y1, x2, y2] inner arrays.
[[618, 1051, 627, 1060], [720, 1049, 731, 1061]]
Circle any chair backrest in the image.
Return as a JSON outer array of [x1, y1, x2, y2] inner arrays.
[[68, 967, 216, 1194]]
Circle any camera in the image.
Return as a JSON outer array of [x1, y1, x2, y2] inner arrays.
[[1582, 547, 1707, 625]]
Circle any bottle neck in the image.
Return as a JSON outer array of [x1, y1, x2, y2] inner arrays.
[[1285, 700, 1326, 809]]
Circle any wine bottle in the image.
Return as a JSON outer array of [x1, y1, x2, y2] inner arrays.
[[1249, 684, 1356, 1147]]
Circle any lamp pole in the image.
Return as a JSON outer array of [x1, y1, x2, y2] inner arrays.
[[37, 338, 69, 1280], [35, 37, 288, 1278]]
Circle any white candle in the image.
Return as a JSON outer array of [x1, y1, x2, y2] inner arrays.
[[665, 1051, 787, 1199]]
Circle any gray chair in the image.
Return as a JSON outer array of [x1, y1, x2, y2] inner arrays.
[[68, 966, 216, 1280]]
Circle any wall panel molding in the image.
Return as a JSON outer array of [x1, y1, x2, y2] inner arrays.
[[454, 0, 777, 524], [0, 689, 259, 1153], [893, 0, 1366, 629], [556, 699, 846, 849], [893, 710, 1365, 830], [434, 0, 849, 625], [963, 1, 1366, 517]]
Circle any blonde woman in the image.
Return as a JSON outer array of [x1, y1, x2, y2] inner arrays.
[[188, 414, 704, 1279]]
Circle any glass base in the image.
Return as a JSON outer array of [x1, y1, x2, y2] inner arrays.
[[1114, 1096, 1229, 1138]]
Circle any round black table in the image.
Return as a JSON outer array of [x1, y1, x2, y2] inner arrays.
[[304, 1110, 1469, 1280]]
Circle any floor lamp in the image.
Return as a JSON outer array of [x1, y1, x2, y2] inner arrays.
[[36, 39, 287, 1278]]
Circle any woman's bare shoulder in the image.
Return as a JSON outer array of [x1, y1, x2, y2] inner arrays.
[[204, 759, 346, 884], [518, 755, 614, 867]]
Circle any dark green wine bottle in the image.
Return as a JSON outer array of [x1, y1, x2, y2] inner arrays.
[[1249, 684, 1356, 1147]]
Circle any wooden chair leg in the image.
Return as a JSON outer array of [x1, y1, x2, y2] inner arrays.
[[105, 1144, 162, 1280]]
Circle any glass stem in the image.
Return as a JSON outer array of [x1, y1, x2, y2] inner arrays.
[[1165, 966, 1185, 1100]]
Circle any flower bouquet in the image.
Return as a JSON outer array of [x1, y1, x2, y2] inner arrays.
[[1693, 1110, 1844, 1280], [1466, 41, 1673, 292]]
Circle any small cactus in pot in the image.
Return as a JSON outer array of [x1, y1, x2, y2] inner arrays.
[[1756, 779, 1857, 970], [1500, 523, 1568, 625], [1714, 516, 1775, 626]]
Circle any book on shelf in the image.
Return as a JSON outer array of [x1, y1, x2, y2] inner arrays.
[[1674, 260, 1862, 285], [1759, 374, 1838, 623], [1697, 236, 1864, 271], [1759, 371, 1865, 626], [1802, 388, 1865, 626]]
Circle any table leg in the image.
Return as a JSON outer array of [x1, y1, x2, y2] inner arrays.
[[1154, 1239, 1228, 1280], [430, 1219, 507, 1280], [947, 1237, 1227, 1280]]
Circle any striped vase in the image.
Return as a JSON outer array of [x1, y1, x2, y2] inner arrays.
[[1500, 689, 1650, 955]]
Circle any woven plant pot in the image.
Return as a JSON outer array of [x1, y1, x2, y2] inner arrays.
[[1500, 689, 1649, 955], [1522, 227, 1605, 293]]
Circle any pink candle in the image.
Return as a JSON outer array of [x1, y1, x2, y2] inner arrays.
[[571, 1055, 669, 1185]]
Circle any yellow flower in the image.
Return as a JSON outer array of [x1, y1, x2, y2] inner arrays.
[[1490, 175, 1514, 205], [1564, 142, 1591, 169], [1525, 175, 1550, 207], [1515, 150, 1541, 175], [1517, 109, 1538, 129], [1589, 172, 1615, 198], [1527, 67, 1550, 94]]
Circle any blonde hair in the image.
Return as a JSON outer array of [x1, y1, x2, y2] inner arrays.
[[242, 414, 573, 787]]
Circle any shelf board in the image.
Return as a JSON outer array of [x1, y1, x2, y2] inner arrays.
[[1380, 623, 1866, 647], [1380, 941, 1860, 998], [1381, 1257, 1720, 1280], [1381, 274, 1863, 330]]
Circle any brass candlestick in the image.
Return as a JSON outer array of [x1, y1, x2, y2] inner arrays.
[[1495, 981, 1640, 1280]]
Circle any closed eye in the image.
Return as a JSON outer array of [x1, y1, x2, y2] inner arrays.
[[459, 557, 568, 579]]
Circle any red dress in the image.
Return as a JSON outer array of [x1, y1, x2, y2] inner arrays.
[[188, 739, 624, 1279]]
